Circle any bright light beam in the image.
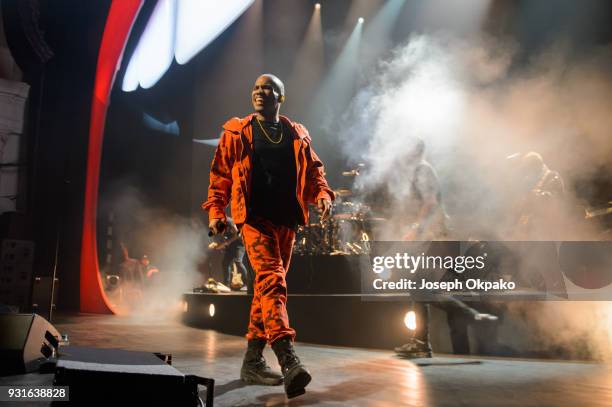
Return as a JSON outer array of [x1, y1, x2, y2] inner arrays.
[[287, 2, 324, 113], [310, 20, 363, 124], [357, 0, 407, 71], [363, 0, 405, 48], [343, 0, 382, 31]]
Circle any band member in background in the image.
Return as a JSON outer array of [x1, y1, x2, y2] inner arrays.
[[395, 296, 499, 358], [507, 151, 565, 239], [116, 243, 145, 307], [507, 152, 568, 297], [394, 139, 497, 358], [140, 255, 160, 287], [208, 217, 248, 290], [400, 139, 450, 241], [118, 242, 144, 284], [393, 139, 448, 357], [203, 74, 334, 398]]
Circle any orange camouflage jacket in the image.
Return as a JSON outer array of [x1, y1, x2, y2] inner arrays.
[[202, 114, 335, 225]]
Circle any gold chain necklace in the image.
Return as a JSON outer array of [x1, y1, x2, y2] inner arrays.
[[256, 117, 283, 144]]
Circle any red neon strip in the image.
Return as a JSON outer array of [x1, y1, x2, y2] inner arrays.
[[80, 0, 143, 313]]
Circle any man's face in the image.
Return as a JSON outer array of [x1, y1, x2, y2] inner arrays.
[[252, 76, 281, 114]]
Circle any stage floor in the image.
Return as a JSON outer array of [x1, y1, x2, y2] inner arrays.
[[2, 314, 611, 407]]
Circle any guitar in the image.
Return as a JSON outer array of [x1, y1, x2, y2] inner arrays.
[[208, 234, 241, 250], [230, 263, 244, 290]]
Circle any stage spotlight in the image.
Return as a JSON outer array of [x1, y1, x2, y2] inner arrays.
[[310, 14, 363, 122], [106, 275, 120, 286], [287, 0, 324, 113], [209, 303, 216, 317], [404, 310, 417, 331], [358, 17, 364, 24]]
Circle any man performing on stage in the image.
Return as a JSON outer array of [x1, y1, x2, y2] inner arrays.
[[203, 74, 334, 398]]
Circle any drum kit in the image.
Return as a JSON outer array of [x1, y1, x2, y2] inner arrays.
[[293, 165, 386, 256]]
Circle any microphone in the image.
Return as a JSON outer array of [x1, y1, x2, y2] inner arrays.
[[208, 221, 226, 237]]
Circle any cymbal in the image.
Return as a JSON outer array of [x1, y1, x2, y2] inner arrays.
[[585, 205, 612, 219], [342, 164, 366, 177], [364, 217, 387, 222], [334, 188, 352, 197]]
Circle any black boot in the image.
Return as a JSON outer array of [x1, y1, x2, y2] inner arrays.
[[240, 339, 283, 385], [272, 337, 312, 399], [394, 338, 433, 358]]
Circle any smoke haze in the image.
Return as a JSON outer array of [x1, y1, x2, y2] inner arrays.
[[504, 301, 612, 361], [101, 185, 205, 321], [338, 33, 612, 360], [341, 34, 612, 240]]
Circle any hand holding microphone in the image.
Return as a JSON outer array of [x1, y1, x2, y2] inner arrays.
[[317, 198, 332, 222], [208, 218, 227, 236]]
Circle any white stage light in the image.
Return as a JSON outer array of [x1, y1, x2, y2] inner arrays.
[[404, 310, 417, 331], [209, 303, 216, 317], [358, 17, 364, 24], [122, 0, 176, 91], [122, 0, 254, 92], [315, 3, 321, 10]]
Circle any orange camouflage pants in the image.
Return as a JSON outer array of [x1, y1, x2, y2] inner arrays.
[[241, 217, 296, 344]]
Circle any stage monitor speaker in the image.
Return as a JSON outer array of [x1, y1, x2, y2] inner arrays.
[[53, 346, 214, 406], [0, 313, 60, 375]]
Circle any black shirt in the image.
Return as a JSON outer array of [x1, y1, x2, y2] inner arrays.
[[249, 117, 301, 228]]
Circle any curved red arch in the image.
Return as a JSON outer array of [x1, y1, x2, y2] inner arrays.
[[80, 0, 143, 313]]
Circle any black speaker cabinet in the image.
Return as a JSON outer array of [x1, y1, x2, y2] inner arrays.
[[53, 346, 214, 406], [0, 313, 60, 375]]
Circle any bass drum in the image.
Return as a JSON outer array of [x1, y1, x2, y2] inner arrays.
[[294, 225, 308, 255], [294, 223, 333, 255]]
